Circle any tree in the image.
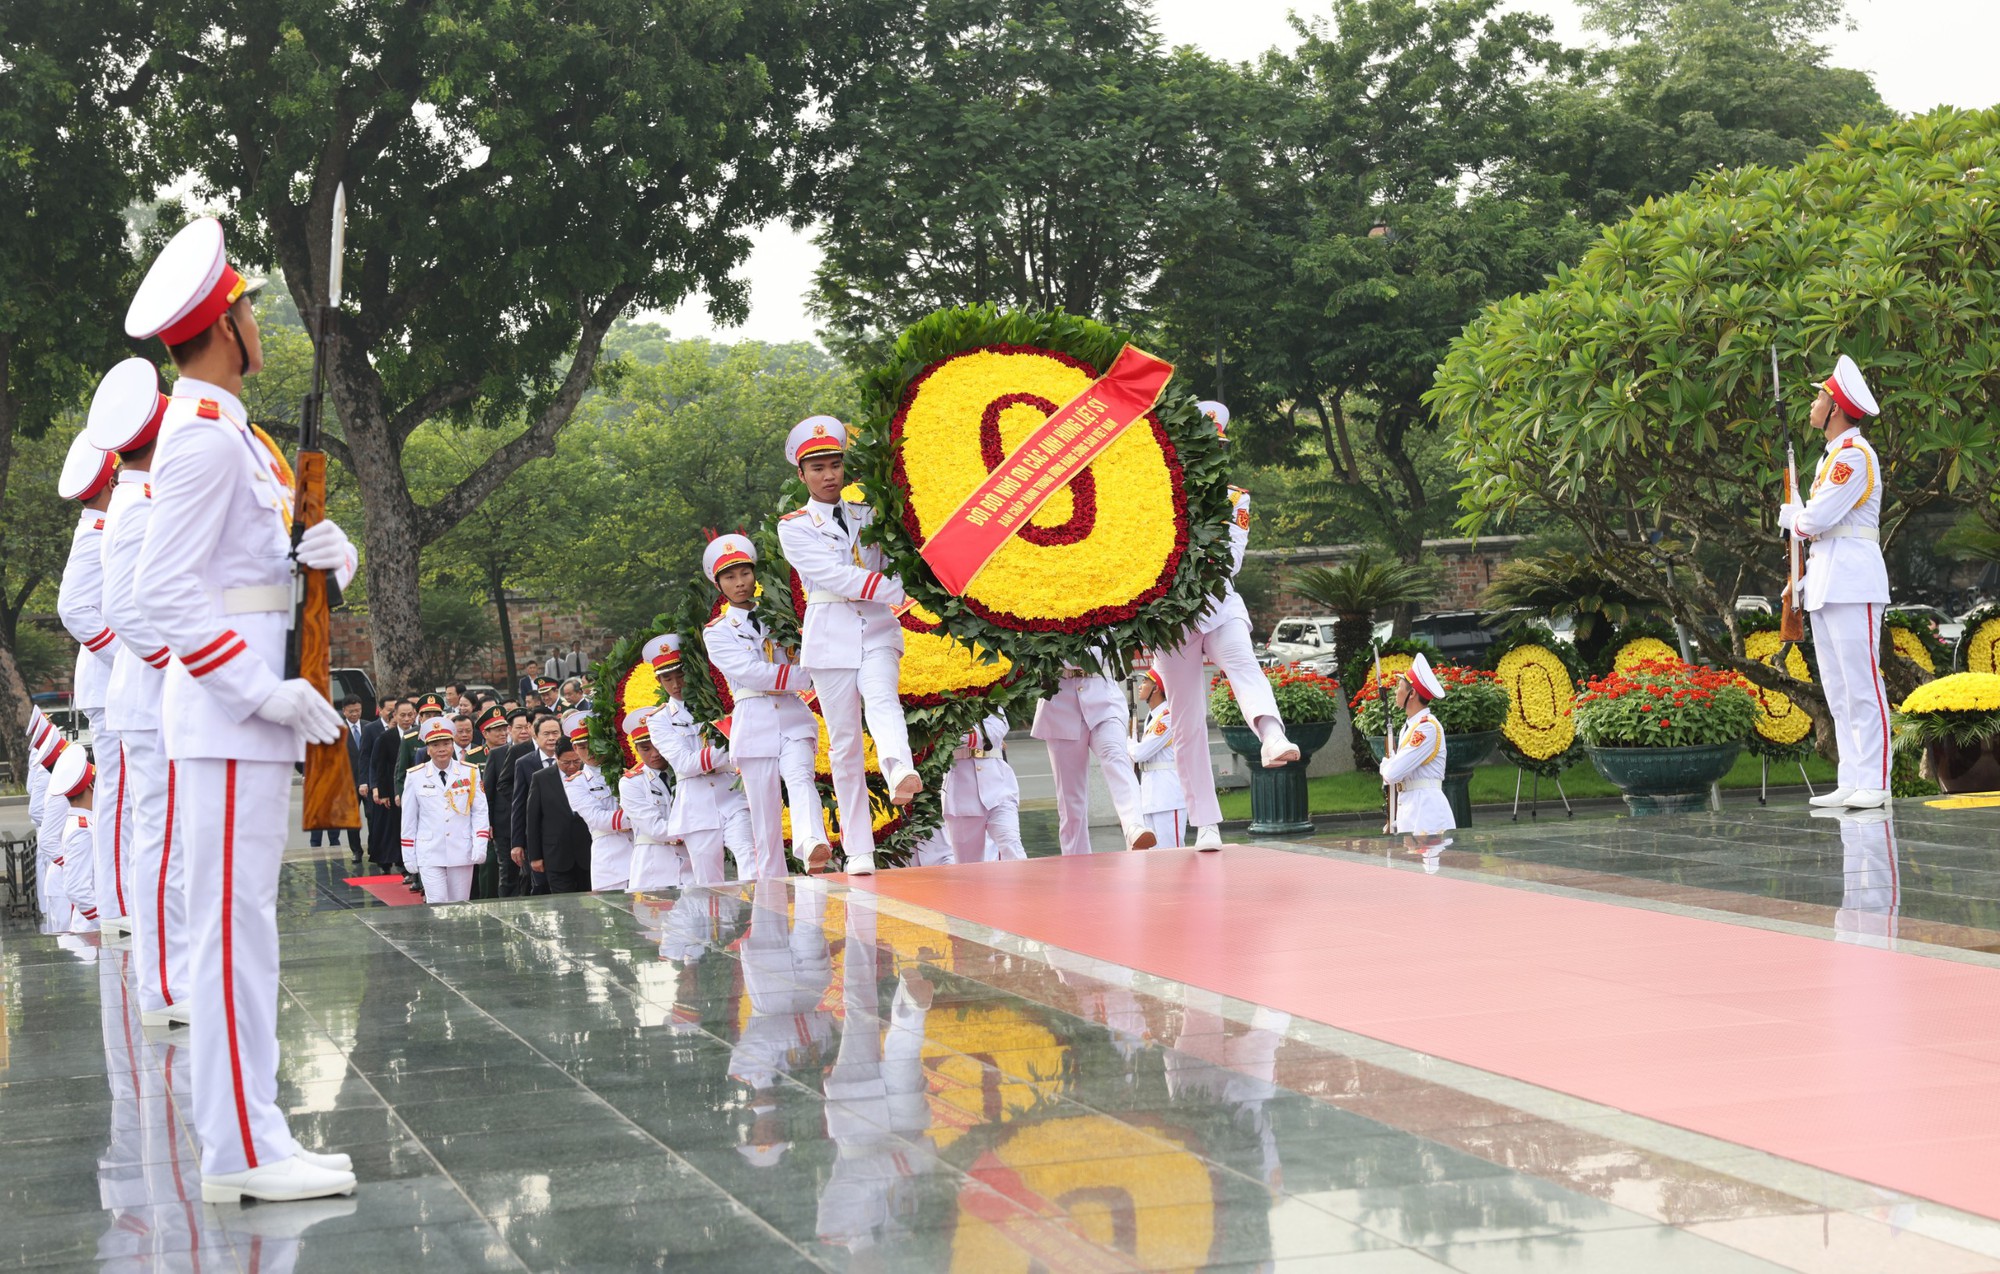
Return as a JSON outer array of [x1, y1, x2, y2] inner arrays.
[[0, 424, 86, 702], [1431, 109, 2000, 715], [141, 0, 880, 688], [1287, 550, 1438, 763]]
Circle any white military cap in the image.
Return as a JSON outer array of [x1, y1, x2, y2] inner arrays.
[[420, 716, 455, 743], [57, 433, 117, 502], [1196, 400, 1231, 438], [785, 415, 846, 466], [562, 710, 593, 742], [27, 706, 49, 743], [34, 726, 67, 766], [48, 741, 94, 799], [1824, 354, 1879, 419], [702, 533, 757, 581], [85, 359, 170, 454], [642, 633, 682, 670], [126, 216, 265, 344], [1407, 651, 1447, 702], [621, 707, 656, 743]]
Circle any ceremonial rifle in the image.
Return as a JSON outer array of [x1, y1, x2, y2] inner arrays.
[[289, 183, 360, 834], [1373, 644, 1397, 834], [1775, 344, 1806, 651]]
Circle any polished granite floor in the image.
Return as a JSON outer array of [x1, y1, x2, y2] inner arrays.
[[4, 800, 2000, 1272]]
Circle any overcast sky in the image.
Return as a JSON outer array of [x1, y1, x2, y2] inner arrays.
[[653, 0, 2000, 346]]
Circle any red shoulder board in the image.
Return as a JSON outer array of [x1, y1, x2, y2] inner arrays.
[[1841, 438, 1858, 449], [624, 763, 645, 779], [704, 613, 726, 628], [196, 399, 221, 420], [92, 518, 106, 531], [779, 509, 809, 522]]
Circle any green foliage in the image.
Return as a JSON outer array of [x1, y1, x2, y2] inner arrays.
[[1353, 669, 1511, 736], [1575, 661, 1758, 747], [1209, 665, 1346, 728], [0, 423, 78, 646], [1290, 548, 1440, 678]]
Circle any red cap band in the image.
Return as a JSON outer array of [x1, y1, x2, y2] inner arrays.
[[76, 451, 118, 502], [62, 764, 96, 799], [793, 435, 842, 460], [157, 263, 244, 346], [708, 549, 753, 578], [1825, 375, 1867, 422]]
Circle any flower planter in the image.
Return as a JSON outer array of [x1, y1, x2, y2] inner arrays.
[[1365, 729, 1502, 827], [1930, 735, 2000, 794], [1584, 741, 1742, 815], [1222, 720, 1337, 834]]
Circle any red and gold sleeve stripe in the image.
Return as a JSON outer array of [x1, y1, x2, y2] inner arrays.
[[183, 630, 246, 678], [861, 572, 883, 601], [699, 746, 714, 772], [775, 665, 791, 691], [83, 627, 117, 653]]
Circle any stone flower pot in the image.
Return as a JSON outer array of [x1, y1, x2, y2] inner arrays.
[[1584, 741, 1743, 815], [1931, 735, 2000, 794], [1222, 719, 1337, 834], [1365, 729, 1503, 827]]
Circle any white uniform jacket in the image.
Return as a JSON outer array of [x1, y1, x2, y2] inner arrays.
[[58, 508, 116, 712], [653, 697, 745, 834], [1030, 650, 1129, 742], [703, 603, 818, 757], [942, 715, 1020, 817], [1193, 486, 1252, 635], [1128, 705, 1185, 815], [618, 762, 677, 847], [400, 758, 490, 870], [100, 471, 171, 734], [1794, 428, 1890, 610], [1378, 708, 1454, 834], [776, 498, 905, 671], [565, 763, 634, 875]]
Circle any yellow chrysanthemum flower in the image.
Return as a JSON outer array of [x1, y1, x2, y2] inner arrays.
[[1495, 643, 1576, 761], [1889, 625, 1937, 674], [1967, 618, 2000, 676], [1742, 630, 1813, 746], [1899, 672, 2000, 716], [1612, 636, 1681, 672]]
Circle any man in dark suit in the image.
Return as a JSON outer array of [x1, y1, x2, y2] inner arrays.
[[526, 736, 592, 893], [370, 697, 417, 872], [486, 708, 532, 896], [511, 713, 563, 895]]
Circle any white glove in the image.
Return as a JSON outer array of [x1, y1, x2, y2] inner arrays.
[[254, 679, 345, 744], [1778, 502, 1803, 533], [295, 519, 357, 590]]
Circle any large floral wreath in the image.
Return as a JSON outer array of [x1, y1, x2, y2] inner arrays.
[[1595, 616, 1686, 676], [1736, 611, 1815, 760], [1958, 603, 2000, 675], [1482, 627, 1583, 776]]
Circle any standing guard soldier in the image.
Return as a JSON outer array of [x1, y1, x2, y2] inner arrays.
[[400, 716, 490, 904], [1377, 654, 1455, 835], [86, 357, 189, 1025], [127, 215, 358, 1203], [55, 430, 118, 934], [940, 713, 1026, 863], [618, 707, 688, 890], [1129, 667, 1188, 849], [560, 709, 633, 892], [701, 532, 830, 876], [1780, 354, 1894, 810], [645, 634, 753, 885], [45, 744, 100, 935], [776, 416, 920, 876]]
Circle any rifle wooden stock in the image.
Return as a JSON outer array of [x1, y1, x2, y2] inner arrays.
[[296, 448, 359, 831], [1779, 458, 1806, 644]]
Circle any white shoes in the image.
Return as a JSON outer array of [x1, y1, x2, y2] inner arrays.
[[295, 1147, 354, 1173], [888, 765, 923, 807], [1259, 732, 1301, 768], [803, 842, 832, 874], [1193, 825, 1223, 851], [1124, 823, 1157, 851], [846, 854, 876, 877], [201, 1154, 356, 1204], [1844, 788, 1892, 809], [140, 1005, 193, 1030], [1809, 786, 1855, 807], [101, 915, 134, 940]]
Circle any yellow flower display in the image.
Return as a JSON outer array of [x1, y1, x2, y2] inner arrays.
[[1494, 643, 1576, 761], [1890, 624, 1937, 674], [1899, 672, 2000, 716], [1351, 653, 1415, 704], [1612, 636, 1682, 672], [1967, 617, 2000, 676], [1742, 630, 1814, 746], [898, 602, 1013, 704]]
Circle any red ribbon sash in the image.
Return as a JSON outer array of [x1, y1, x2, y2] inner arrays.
[[920, 344, 1174, 595]]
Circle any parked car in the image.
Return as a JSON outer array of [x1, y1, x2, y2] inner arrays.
[[1407, 610, 1503, 666], [45, 707, 93, 749], [331, 667, 378, 720], [1263, 616, 1340, 664], [1893, 604, 1961, 646]]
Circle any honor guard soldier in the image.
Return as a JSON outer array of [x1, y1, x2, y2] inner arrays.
[[619, 706, 689, 890], [702, 532, 830, 876], [1129, 667, 1188, 849], [55, 430, 119, 934], [645, 634, 753, 885], [24, 709, 53, 834], [1780, 354, 1894, 810], [776, 416, 919, 876], [1377, 653, 1455, 835], [86, 358, 188, 1021], [1031, 647, 1155, 853], [31, 727, 76, 926], [1152, 402, 1298, 850], [396, 692, 448, 796], [127, 216, 358, 1203], [400, 716, 490, 904], [560, 709, 633, 891], [45, 743, 100, 934], [941, 713, 1025, 863]]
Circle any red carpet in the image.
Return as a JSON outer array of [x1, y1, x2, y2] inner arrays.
[[850, 845, 2000, 1220], [344, 873, 426, 907]]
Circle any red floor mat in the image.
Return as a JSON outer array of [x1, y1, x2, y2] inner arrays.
[[343, 873, 426, 907]]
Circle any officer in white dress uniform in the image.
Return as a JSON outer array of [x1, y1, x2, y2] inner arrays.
[[25, 711, 55, 912], [618, 706, 690, 891], [558, 709, 633, 891], [30, 726, 74, 925], [1128, 667, 1188, 849], [732, 879, 835, 1169], [400, 716, 491, 904], [45, 743, 99, 934], [1151, 402, 1299, 850], [86, 358, 190, 1025], [126, 216, 358, 1203], [1814, 806, 1901, 949], [775, 416, 920, 875], [1378, 653, 1456, 835], [701, 533, 830, 875], [938, 713, 1024, 863], [55, 430, 118, 933], [647, 636, 753, 885], [1780, 354, 1895, 810], [1031, 647, 1155, 853]]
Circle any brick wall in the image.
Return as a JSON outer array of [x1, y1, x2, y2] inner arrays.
[[1248, 536, 1525, 633]]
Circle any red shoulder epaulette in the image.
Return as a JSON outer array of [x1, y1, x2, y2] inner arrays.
[[623, 763, 645, 779], [196, 399, 220, 420], [779, 509, 810, 522], [704, 612, 726, 627]]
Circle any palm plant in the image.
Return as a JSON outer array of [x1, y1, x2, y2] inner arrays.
[[1289, 551, 1439, 765], [1480, 548, 1651, 668]]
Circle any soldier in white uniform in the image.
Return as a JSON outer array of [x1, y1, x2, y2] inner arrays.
[[618, 706, 689, 891], [1030, 648, 1155, 853], [941, 712, 1025, 863], [55, 430, 119, 934], [775, 416, 919, 875], [559, 709, 633, 891], [647, 635, 753, 885], [45, 743, 99, 934], [400, 716, 491, 904], [1378, 653, 1455, 835], [30, 727, 74, 926], [25, 711, 54, 907], [701, 533, 830, 875], [1153, 402, 1299, 851], [1816, 806, 1901, 949], [1128, 667, 1188, 849], [86, 358, 190, 1026], [731, 878, 835, 1169], [127, 216, 358, 1203], [1780, 354, 1894, 810]]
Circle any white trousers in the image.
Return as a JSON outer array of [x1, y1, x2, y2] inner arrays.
[[1045, 728, 1145, 855], [1391, 788, 1456, 836], [741, 736, 826, 877], [125, 731, 190, 1017], [1145, 808, 1187, 849], [629, 839, 691, 892], [1810, 601, 1893, 792], [420, 864, 474, 903], [1156, 618, 1282, 827], [683, 827, 731, 886], [945, 801, 1024, 863], [178, 758, 300, 1176], [89, 712, 133, 922], [811, 651, 912, 859]]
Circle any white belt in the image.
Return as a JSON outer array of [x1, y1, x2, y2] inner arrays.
[[805, 589, 852, 605], [1815, 525, 1879, 542], [217, 584, 291, 615], [1139, 761, 1175, 773], [1399, 777, 1442, 792]]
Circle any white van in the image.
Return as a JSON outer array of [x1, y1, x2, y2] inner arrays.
[[1263, 616, 1340, 664]]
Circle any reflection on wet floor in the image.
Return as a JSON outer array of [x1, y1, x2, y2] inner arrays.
[[5, 803, 2000, 1270]]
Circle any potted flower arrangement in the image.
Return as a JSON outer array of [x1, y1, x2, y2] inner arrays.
[[1352, 663, 1510, 825], [1210, 664, 1344, 833], [1893, 672, 2000, 793], [1574, 658, 1756, 814]]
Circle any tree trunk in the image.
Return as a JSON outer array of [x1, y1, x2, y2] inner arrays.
[[489, 562, 518, 696], [0, 337, 27, 783], [1334, 613, 1377, 768]]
